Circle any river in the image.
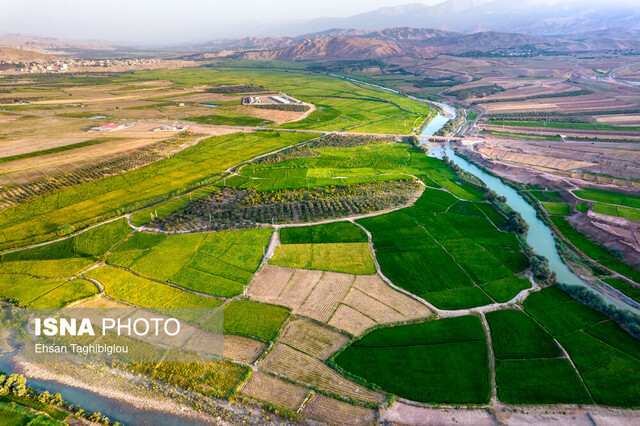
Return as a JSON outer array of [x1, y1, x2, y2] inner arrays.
[[421, 105, 639, 313]]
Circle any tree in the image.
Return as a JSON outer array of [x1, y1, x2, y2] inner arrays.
[[507, 211, 529, 234]]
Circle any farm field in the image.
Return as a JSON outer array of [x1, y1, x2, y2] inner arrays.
[[593, 203, 640, 222], [524, 287, 640, 407], [270, 242, 376, 275], [107, 228, 272, 297], [487, 309, 592, 404], [574, 188, 640, 209], [358, 194, 530, 309], [334, 316, 491, 404], [541, 202, 570, 216], [249, 265, 431, 335]]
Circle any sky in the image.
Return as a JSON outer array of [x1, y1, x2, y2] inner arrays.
[[2, 0, 443, 44]]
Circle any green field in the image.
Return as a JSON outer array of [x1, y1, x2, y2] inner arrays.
[[524, 287, 640, 407], [574, 188, 640, 209], [130, 64, 430, 134], [84, 266, 222, 321], [107, 228, 272, 297], [189, 112, 272, 127], [358, 191, 529, 309], [270, 242, 375, 275], [542, 202, 570, 216], [594, 203, 640, 222], [335, 316, 491, 404], [205, 300, 289, 341], [551, 216, 640, 284], [279, 222, 367, 244], [603, 277, 640, 303]]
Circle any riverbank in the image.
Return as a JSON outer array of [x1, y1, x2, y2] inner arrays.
[[14, 361, 219, 426]]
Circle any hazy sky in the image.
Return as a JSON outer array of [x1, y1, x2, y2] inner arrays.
[[2, 0, 443, 44]]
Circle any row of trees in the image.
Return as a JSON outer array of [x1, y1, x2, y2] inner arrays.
[[152, 180, 420, 231]]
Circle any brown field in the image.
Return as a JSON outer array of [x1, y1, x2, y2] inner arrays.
[[477, 145, 597, 171], [249, 266, 431, 336], [247, 264, 295, 303], [185, 332, 263, 363], [298, 272, 354, 322], [480, 91, 638, 114], [340, 287, 405, 323], [240, 371, 308, 410], [352, 275, 430, 319], [278, 318, 349, 360], [183, 331, 224, 357], [467, 140, 640, 183], [259, 343, 385, 403], [595, 114, 640, 126], [481, 124, 640, 140], [302, 394, 376, 425], [223, 334, 266, 363], [327, 304, 377, 336]]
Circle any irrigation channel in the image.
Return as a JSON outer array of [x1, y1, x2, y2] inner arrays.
[[0, 74, 638, 426]]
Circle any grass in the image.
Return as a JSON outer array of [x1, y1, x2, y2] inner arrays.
[[495, 358, 592, 404], [542, 202, 570, 216], [486, 309, 561, 359], [488, 131, 562, 141], [279, 222, 367, 244], [574, 188, 640, 209], [0, 131, 313, 250], [0, 258, 95, 277], [270, 242, 375, 275], [551, 216, 640, 284], [209, 300, 289, 341], [84, 266, 222, 321], [334, 316, 490, 404], [603, 277, 640, 303], [594, 203, 640, 222], [0, 274, 66, 307], [2, 218, 131, 261], [481, 275, 530, 303], [357, 189, 529, 309], [523, 287, 640, 407], [107, 229, 272, 297], [0, 401, 66, 425], [523, 287, 606, 336], [577, 201, 589, 213], [28, 278, 98, 308]]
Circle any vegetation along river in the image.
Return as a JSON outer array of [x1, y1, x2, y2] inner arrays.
[[423, 103, 639, 313]]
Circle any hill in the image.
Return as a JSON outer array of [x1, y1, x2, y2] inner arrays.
[[0, 46, 57, 62]]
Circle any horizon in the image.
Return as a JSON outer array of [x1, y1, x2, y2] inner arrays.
[[4, 0, 637, 45]]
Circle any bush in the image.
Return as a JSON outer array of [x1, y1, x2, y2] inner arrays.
[[507, 211, 529, 234], [531, 254, 557, 285], [56, 224, 75, 236]]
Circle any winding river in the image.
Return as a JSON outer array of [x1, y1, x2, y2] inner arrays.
[[422, 104, 639, 313], [1, 74, 637, 425]]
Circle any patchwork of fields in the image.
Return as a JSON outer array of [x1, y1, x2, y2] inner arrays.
[[2, 63, 640, 424]]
